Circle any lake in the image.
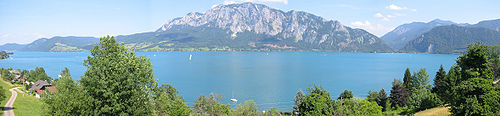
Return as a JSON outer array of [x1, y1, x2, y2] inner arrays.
[[0, 52, 459, 111]]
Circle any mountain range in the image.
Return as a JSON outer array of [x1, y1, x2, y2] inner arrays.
[[0, 3, 391, 52], [1, 2, 499, 54], [381, 19, 469, 50], [400, 19, 500, 53]]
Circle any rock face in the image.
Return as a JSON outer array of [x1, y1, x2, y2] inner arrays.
[[156, 2, 392, 52]]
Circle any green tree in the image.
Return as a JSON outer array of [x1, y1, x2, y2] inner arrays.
[[449, 43, 500, 115], [336, 98, 382, 116], [293, 89, 305, 114], [233, 100, 259, 116], [0, 86, 6, 103], [406, 88, 442, 114], [28, 67, 51, 82], [298, 85, 336, 116], [79, 36, 157, 115], [154, 84, 191, 116], [192, 93, 231, 115], [263, 107, 280, 116], [403, 68, 412, 90], [412, 69, 431, 90], [432, 65, 449, 103], [377, 88, 388, 111], [338, 89, 354, 100], [366, 90, 379, 102], [42, 67, 90, 115], [403, 68, 442, 114]]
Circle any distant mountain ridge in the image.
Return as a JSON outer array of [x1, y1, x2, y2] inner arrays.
[[381, 19, 468, 50], [0, 2, 392, 52], [401, 20, 500, 53]]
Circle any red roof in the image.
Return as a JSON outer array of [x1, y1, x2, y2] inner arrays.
[[46, 86, 56, 91], [35, 86, 56, 94], [36, 90, 44, 94]]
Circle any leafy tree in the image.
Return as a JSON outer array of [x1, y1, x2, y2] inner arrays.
[[338, 89, 354, 100], [403, 68, 442, 114], [263, 107, 280, 116], [298, 85, 336, 116], [42, 67, 90, 115], [406, 88, 442, 114], [0, 68, 11, 81], [233, 100, 259, 116], [336, 98, 382, 116], [154, 84, 191, 116], [79, 36, 157, 115], [192, 93, 231, 115], [293, 89, 305, 114], [0, 86, 6, 103], [449, 43, 500, 115], [390, 79, 408, 107], [28, 67, 51, 82]]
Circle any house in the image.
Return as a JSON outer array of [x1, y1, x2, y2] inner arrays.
[[35, 86, 56, 95], [30, 80, 55, 98], [8, 70, 20, 74]]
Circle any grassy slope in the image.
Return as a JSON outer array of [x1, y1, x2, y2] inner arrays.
[[0, 79, 43, 116], [414, 106, 451, 116], [0, 80, 13, 115], [13, 93, 43, 116]]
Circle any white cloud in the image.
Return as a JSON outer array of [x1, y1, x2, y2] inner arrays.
[[223, 0, 288, 5], [351, 21, 372, 28], [386, 4, 416, 12], [350, 21, 394, 36], [387, 4, 407, 10], [374, 13, 384, 18], [373, 13, 390, 21]]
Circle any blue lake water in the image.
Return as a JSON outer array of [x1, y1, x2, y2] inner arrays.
[[0, 52, 459, 111]]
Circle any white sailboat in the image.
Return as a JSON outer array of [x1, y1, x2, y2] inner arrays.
[[189, 54, 192, 60], [230, 91, 238, 102]]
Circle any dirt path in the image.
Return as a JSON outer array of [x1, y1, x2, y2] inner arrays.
[[3, 88, 17, 116]]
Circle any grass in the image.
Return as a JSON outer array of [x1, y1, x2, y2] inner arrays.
[[0, 79, 13, 115], [414, 106, 451, 116], [0, 78, 43, 116], [13, 92, 43, 116]]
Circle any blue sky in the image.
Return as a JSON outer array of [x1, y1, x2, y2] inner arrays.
[[1, 0, 499, 45]]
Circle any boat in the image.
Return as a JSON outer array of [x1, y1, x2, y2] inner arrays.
[[189, 54, 192, 60], [230, 99, 238, 102]]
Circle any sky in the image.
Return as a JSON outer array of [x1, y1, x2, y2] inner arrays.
[[1, 0, 500, 45]]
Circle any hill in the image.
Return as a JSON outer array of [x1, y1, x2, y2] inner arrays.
[[381, 19, 466, 50], [401, 25, 500, 53]]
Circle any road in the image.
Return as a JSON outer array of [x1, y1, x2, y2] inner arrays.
[[3, 88, 18, 116]]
